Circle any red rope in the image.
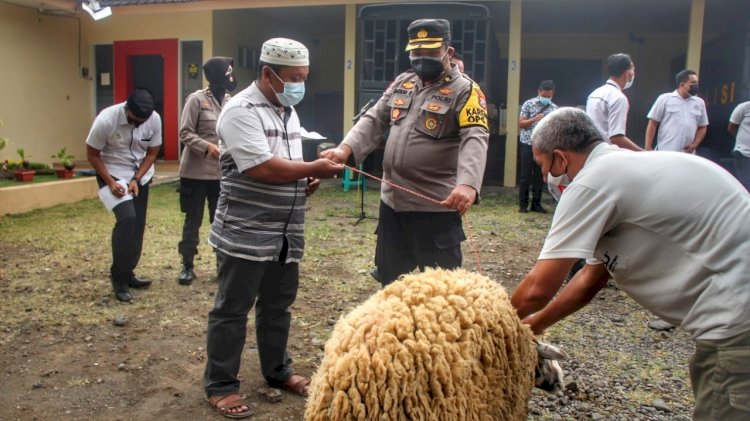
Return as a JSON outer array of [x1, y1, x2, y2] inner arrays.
[[344, 165, 484, 275]]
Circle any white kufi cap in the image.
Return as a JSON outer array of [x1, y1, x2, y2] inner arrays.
[[260, 38, 309, 66]]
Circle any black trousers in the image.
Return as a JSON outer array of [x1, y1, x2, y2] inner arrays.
[[375, 201, 464, 286], [98, 176, 150, 289], [519, 143, 543, 208], [177, 178, 220, 263], [204, 250, 299, 397]]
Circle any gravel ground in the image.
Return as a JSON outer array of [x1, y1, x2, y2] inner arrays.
[[526, 283, 695, 420]]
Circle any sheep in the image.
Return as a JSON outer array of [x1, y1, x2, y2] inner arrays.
[[305, 268, 567, 421]]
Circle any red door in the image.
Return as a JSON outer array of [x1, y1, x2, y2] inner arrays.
[[114, 39, 178, 160]]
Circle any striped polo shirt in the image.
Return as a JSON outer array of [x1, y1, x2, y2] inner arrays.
[[209, 82, 307, 263]]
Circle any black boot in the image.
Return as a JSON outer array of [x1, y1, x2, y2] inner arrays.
[[111, 278, 132, 302], [129, 275, 152, 289], [178, 258, 195, 286]]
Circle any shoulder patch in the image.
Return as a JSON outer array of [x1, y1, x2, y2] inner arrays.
[[459, 83, 488, 130]]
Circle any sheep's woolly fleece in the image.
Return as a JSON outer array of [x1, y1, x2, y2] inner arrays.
[[305, 268, 537, 421]]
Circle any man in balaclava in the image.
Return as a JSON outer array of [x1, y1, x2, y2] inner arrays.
[[86, 87, 162, 302], [176, 57, 237, 286], [322, 19, 490, 287]]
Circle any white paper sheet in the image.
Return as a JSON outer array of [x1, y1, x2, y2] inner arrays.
[[97, 180, 133, 211]]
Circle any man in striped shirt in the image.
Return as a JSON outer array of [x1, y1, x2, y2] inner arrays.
[[203, 38, 343, 419]]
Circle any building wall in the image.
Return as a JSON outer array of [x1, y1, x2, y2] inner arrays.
[[497, 32, 688, 145], [212, 8, 346, 139], [0, 2, 92, 165], [0, 2, 213, 165]]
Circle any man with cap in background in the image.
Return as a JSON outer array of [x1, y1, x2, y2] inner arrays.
[[203, 38, 343, 418], [322, 19, 489, 287], [86, 87, 162, 302], [176, 57, 237, 286]]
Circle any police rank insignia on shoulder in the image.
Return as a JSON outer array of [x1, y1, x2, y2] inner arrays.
[[427, 103, 440, 112], [391, 108, 401, 120], [458, 83, 489, 130], [424, 118, 438, 130], [394, 98, 406, 106], [439, 87, 453, 95], [401, 81, 415, 89]]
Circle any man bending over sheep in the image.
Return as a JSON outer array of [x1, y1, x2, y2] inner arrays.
[[510, 107, 750, 421]]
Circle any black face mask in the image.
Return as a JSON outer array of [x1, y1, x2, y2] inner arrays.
[[688, 84, 699, 96], [204, 57, 238, 93], [410, 53, 446, 83]]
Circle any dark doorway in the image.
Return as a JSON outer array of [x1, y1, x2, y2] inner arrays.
[[131, 55, 165, 158], [114, 39, 179, 160]]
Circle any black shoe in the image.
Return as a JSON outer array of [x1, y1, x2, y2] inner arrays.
[[370, 267, 382, 283], [519, 206, 528, 213], [530, 204, 547, 213], [129, 276, 152, 289], [178, 266, 195, 286], [114, 290, 132, 302]]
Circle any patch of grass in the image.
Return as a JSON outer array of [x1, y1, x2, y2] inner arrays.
[[67, 376, 91, 387], [0, 174, 64, 187]]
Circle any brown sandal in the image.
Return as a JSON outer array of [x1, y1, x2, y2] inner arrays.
[[207, 394, 254, 419], [279, 374, 310, 397]]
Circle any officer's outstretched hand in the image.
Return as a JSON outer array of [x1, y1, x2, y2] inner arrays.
[[319, 145, 352, 164], [440, 185, 477, 216], [310, 158, 345, 179], [306, 177, 320, 197]]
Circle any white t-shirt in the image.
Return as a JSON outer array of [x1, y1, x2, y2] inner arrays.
[[646, 91, 709, 152], [586, 80, 628, 141], [730, 101, 750, 157], [85, 102, 162, 184], [217, 82, 303, 172], [540, 143, 750, 340]]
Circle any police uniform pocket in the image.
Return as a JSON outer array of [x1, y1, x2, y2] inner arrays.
[[415, 101, 450, 139], [387, 94, 412, 126]]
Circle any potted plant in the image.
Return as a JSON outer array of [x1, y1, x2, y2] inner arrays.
[[51, 147, 76, 178], [13, 148, 35, 182]]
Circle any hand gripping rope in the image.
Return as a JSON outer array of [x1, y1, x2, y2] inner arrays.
[[343, 165, 484, 275]]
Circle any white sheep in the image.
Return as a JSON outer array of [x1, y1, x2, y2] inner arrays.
[[305, 268, 567, 421]]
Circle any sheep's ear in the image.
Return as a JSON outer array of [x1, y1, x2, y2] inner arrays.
[[536, 341, 569, 361]]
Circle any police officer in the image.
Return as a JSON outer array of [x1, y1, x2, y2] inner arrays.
[[176, 57, 237, 285], [322, 19, 490, 286]]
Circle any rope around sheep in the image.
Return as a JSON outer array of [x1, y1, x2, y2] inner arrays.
[[344, 164, 484, 275]]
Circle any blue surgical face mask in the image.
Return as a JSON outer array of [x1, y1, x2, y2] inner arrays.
[[539, 97, 551, 106], [270, 69, 305, 107]]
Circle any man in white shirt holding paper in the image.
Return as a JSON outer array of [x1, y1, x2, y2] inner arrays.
[[86, 87, 161, 302]]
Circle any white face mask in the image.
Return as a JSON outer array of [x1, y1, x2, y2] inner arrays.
[[624, 74, 635, 90], [547, 173, 571, 202]]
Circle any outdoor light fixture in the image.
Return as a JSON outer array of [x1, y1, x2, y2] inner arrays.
[[82, 0, 112, 20]]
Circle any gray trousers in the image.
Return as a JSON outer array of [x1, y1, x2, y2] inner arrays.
[[204, 250, 299, 397], [733, 150, 750, 193]]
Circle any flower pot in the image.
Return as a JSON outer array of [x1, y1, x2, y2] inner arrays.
[[13, 170, 36, 182], [56, 169, 75, 179]]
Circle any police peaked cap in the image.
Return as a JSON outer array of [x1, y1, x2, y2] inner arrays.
[[406, 19, 451, 51]]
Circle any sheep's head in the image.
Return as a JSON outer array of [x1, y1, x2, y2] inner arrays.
[[535, 341, 568, 394]]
